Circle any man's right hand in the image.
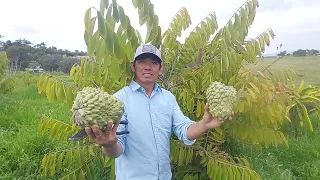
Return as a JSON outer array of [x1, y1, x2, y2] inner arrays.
[[85, 120, 121, 148]]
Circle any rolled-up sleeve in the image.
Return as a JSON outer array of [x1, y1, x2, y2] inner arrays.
[[113, 91, 128, 154], [117, 112, 127, 154], [171, 97, 196, 146]]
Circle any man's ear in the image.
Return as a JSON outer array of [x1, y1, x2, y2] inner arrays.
[[159, 63, 164, 76], [130, 61, 135, 73]]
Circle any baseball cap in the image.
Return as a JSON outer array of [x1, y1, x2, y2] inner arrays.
[[134, 44, 162, 63]]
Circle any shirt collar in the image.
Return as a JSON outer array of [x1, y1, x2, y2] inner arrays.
[[129, 80, 162, 92]]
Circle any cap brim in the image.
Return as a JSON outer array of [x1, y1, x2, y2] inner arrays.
[[135, 53, 162, 63]]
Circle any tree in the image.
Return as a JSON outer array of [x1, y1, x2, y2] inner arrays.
[[306, 49, 319, 55], [36, 0, 320, 179], [38, 54, 62, 71], [6, 45, 31, 72], [278, 50, 287, 56], [292, 49, 307, 56], [0, 51, 15, 94], [59, 56, 80, 73]]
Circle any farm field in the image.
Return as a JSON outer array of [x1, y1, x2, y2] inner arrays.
[[0, 56, 319, 179], [244, 55, 320, 86]]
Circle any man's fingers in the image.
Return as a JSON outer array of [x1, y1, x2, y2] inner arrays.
[[205, 103, 209, 112], [85, 127, 96, 139], [92, 125, 103, 137], [112, 120, 121, 135], [103, 120, 113, 135]]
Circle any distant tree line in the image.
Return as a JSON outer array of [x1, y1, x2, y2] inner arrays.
[[0, 34, 86, 73], [277, 49, 319, 57]]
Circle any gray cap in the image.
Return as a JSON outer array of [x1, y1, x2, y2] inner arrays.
[[134, 44, 162, 63]]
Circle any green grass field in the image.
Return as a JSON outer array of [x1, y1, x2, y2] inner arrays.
[[0, 73, 72, 179], [244, 55, 320, 86], [0, 56, 319, 179]]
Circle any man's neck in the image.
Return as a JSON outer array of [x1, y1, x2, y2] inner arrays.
[[135, 80, 155, 97]]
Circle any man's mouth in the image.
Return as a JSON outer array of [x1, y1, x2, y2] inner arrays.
[[143, 73, 152, 78]]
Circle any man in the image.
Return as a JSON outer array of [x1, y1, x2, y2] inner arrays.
[[85, 44, 232, 179]]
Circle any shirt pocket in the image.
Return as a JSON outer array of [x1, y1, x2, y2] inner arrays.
[[155, 105, 173, 133]]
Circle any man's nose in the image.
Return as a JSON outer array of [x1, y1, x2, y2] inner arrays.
[[144, 62, 152, 69]]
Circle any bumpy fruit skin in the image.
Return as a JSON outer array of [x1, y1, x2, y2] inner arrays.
[[205, 81, 237, 121], [71, 87, 124, 127]]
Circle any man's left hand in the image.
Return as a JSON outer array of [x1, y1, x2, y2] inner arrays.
[[200, 103, 234, 131]]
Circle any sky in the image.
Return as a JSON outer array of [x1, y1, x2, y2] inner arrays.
[[1, 0, 320, 55]]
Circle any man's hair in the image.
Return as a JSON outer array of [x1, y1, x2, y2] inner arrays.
[[133, 53, 162, 69]]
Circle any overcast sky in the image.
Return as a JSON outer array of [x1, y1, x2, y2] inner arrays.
[[1, 0, 319, 55]]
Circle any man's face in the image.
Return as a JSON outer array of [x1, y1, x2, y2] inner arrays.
[[131, 57, 162, 84]]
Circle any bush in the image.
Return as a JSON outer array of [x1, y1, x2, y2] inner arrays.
[[0, 75, 15, 94]]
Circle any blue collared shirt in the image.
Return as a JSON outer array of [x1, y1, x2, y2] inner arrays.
[[113, 80, 196, 180]]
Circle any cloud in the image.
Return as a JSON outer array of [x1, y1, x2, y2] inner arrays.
[[13, 24, 38, 35], [0, 0, 319, 55], [248, 0, 320, 54]]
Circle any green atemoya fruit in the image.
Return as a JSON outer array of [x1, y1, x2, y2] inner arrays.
[[205, 81, 237, 121], [71, 87, 124, 127]]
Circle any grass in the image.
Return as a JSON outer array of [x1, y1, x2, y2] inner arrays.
[[244, 56, 320, 86], [0, 73, 72, 179], [224, 115, 320, 180]]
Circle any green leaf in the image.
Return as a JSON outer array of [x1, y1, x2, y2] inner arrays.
[[104, 0, 109, 9], [196, 100, 202, 118], [113, 2, 119, 22], [56, 151, 65, 172], [263, 32, 270, 46], [49, 153, 56, 177], [237, 100, 245, 112], [78, 169, 86, 180], [118, 6, 126, 24], [189, 80, 197, 93], [105, 22, 114, 54], [297, 101, 314, 132], [88, 31, 100, 57], [86, 163, 94, 180], [132, 0, 139, 8], [97, 11, 106, 37], [298, 79, 304, 92], [84, 8, 92, 33], [113, 35, 123, 59], [100, 0, 105, 15], [41, 155, 48, 176], [65, 86, 74, 106]]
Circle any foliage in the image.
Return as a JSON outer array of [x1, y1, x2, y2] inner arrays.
[[59, 57, 80, 74], [5, 45, 31, 72], [292, 49, 307, 56], [0, 77, 72, 179], [277, 50, 287, 56], [285, 79, 320, 136], [0, 51, 15, 94], [224, 122, 320, 180], [38, 54, 63, 71], [292, 49, 319, 56], [21, 72, 40, 86], [35, 0, 320, 180], [0, 38, 86, 72]]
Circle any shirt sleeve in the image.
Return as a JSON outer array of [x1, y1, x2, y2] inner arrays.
[[113, 90, 128, 154], [116, 112, 128, 154], [171, 95, 196, 146]]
